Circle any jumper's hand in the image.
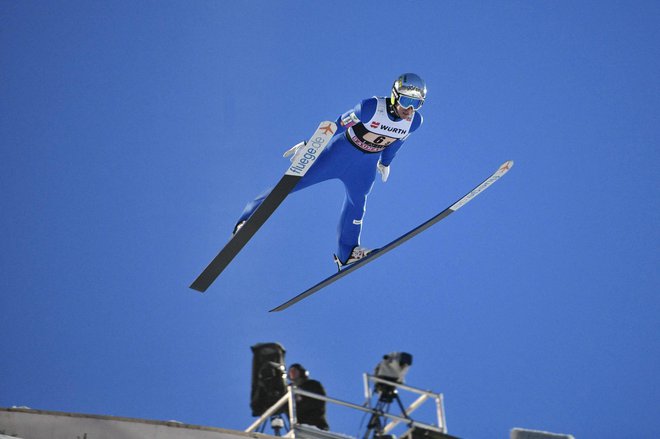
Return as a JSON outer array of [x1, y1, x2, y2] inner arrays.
[[283, 141, 306, 161], [377, 160, 390, 182]]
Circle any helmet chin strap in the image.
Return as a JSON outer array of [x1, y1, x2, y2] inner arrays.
[[386, 97, 401, 119]]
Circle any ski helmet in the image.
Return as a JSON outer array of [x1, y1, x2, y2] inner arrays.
[[391, 73, 427, 110]]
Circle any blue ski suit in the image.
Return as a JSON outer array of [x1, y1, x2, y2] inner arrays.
[[238, 96, 423, 263]]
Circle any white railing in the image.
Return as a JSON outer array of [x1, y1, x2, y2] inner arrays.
[[245, 374, 447, 437]]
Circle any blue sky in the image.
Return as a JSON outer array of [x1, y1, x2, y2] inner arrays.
[[1, 1, 659, 438]]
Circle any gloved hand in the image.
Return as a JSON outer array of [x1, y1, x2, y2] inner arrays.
[[377, 160, 390, 182], [283, 141, 306, 161]]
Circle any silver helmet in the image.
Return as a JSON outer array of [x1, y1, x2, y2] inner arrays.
[[391, 73, 427, 110]]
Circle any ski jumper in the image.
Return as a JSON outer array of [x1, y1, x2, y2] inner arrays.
[[238, 97, 423, 263]]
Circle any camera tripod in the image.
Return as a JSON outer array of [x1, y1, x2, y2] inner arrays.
[[363, 386, 411, 439]]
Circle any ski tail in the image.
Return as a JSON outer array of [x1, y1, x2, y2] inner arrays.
[[190, 121, 337, 292], [190, 175, 299, 292]]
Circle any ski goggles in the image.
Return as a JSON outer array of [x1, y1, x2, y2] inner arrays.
[[393, 92, 424, 110]]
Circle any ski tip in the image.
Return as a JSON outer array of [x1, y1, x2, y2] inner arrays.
[[318, 120, 337, 130], [497, 160, 514, 174], [500, 160, 514, 170]]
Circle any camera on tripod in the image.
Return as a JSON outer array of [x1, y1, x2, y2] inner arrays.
[[373, 352, 413, 403]]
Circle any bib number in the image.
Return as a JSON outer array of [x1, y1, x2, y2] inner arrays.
[[361, 132, 396, 147]]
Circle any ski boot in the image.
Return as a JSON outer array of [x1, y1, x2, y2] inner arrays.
[[232, 220, 246, 236], [333, 246, 373, 271]]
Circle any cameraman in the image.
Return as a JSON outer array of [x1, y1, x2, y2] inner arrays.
[[288, 363, 329, 431]]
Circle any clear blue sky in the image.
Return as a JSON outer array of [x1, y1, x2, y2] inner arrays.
[[2, 1, 659, 438]]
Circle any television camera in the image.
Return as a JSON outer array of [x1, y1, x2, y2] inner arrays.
[[365, 352, 413, 439], [250, 343, 288, 435]]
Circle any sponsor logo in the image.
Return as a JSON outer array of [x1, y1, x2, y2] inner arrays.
[[320, 123, 335, 135], [288, 133, 328, 175], [352, 219, 362, 225], [450, 174, 501, 211], [370, 121, 380, 129], [379, 125, 408, 135]]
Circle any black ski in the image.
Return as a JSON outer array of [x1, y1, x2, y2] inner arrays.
[[190, 121, 337, 292], [269, 160, 514, 311]]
